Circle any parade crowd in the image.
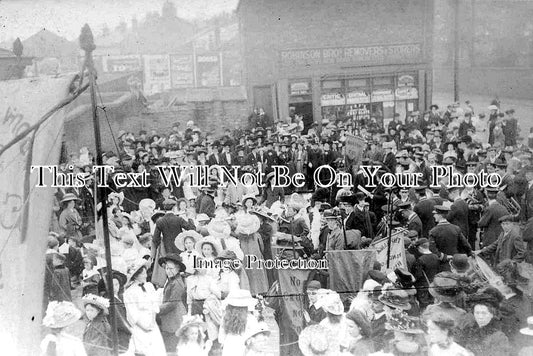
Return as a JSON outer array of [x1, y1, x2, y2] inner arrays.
[[41, 101, 533, 356]]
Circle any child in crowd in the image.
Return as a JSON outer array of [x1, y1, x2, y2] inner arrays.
[[82, 294, 111, 356], [81, 255, 101, 296]]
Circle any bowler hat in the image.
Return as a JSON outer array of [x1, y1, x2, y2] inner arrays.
[[449, 254, 471, 273]]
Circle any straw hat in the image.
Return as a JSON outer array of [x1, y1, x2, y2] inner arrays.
[[286, 193, 308, 211], [139, 198, 156, 211], [195, 236, 223, 256], [244, 321, 270, 341], [175, 230, 202, 251], [206, 219, 231, 238], [126, 259, 148, 286], [241, 194, 258, 205], [378, 288, 412, 310], [223, 289, 257, 309], [385, 312, 424, 334], [108, 192, 124, 205], [60, 193, 80, 204], [42, 301, 82, 329], [321, 292, 344, 316], [81, 294, 110, 315], [298, 324, 339, 356], [249, 207, 276, 221], [235, 213, 261, 235]]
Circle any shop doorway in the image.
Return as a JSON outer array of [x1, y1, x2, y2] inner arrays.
[[290, 101, 313, 133]]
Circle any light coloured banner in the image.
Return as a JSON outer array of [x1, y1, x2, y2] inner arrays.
[[0, 75, 73, 355]]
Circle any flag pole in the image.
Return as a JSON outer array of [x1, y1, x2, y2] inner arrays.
[[80, 24, 119, 356]]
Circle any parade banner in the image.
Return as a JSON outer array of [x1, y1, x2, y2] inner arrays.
[[0, 76, 73, 355], [370, 231, 407, 272], [344, 134, 366, 163], [326, 249, 376, 303], [144, 54, 171, 94], [277, 269, 310, 335]]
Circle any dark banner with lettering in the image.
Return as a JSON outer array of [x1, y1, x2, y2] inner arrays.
[[280, 43, 423, 67]]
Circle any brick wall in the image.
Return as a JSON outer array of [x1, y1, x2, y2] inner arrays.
[[63, 94, 249, 156]]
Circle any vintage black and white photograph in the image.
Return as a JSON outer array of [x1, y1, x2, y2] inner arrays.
[[1, 0, 533, 355]]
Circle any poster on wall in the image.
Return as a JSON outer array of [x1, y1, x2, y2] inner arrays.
[[346, 90, 370, 104], [320, 93, 345, 106], [144, 55, 171, 94], [102, 55, 142, 73], [196, 53, 221, 87], [347, 104, 370, 122], [169, 54, 194, 88]]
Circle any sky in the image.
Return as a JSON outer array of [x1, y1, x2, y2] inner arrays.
[[0, 0, 239, 44]]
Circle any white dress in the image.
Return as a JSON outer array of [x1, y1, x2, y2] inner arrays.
[[124, 282, 166, 356], [40, 331, 87, 356]]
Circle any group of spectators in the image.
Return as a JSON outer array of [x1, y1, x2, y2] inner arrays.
[[40, 99, 533, 356]]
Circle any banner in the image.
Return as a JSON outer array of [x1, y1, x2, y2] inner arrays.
[[370, 231, 407, 272], [144, 54, 171, 94], [277, 269, 310, 335], [344, 134, 366, 163], [326, 250, 376, 303], [0, 76, 73, 355], [169, 54, 194, 88]]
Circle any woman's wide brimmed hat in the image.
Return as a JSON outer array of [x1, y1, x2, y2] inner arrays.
[[298, 324, 339, 356], [429, 272, 462, 303], [126, 259, 148, 286], [241, 193, 258, 205], [223, 289, 257, 309], [206, 219, 231, 238], [195, 235, 223, 256], [286, 193, 308, 210], [97, 267, 127, 288], [139, 198, 156, 211], [378, 288, 412, 310], [321, 292, 344, 316], [235, 213, 261, 235], [42, 301, 82, 329], [108, 191, 124, 205], [150, 210, 166, 223], [60, 193, 80, 204], [249, 207, 276, 221], [385, 312, 424, 334], [81, 294, 110, 315], [175, 315, 207, 337], [244, 321, 271, 341], [158, 253, 186, 272], [175, 230, 202, 251]]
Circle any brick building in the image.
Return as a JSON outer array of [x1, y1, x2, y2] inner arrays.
[[237, 0, 434, 130]]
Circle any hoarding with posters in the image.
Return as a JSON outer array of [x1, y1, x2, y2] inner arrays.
[[196, 53, 221, 87], [144, 54, 171, 94], [102, 55, 142, 73], [169, 54, 194, 88]]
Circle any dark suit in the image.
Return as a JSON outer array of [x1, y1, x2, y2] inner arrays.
[[207, 153, 222, 166], [414, 197, 436, 239], [159, 276, 187, 351], [478, 201, 509, 246], [346, 207, 375, 239], [220, 152, 235, 168], [405, 212, 423, 236], [383, 152, 396, 173], [447, 198, 470, 238], [153, 213, 195, 255], [198, 194, 216, 218], [429, 221, 472, 256], [481, 229, 526, 267]]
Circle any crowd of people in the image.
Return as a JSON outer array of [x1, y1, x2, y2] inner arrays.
[[40, 100, 533, 356]]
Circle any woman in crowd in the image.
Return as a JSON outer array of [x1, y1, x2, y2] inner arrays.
[[234, 213, 269, 295], [175, 316, 212, 356], [123, 260, 166, 356], [82, 294, 111, 356], [40, 301, 86, 356], [459, 291, 512, 356], [426, 313, 473, 356], [344, 309, 374, 355]]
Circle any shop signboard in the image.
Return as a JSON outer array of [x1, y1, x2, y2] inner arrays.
[[346, 90, 370, 104], [280, 43, 423, 67], [196, 53, 221, 87], [395, 87, 418, 100], [169, 54, 194, 88], [320, 92, 345, 106], [371, 88, 394, 102], [398, 74, 416, 87], [144, 55, 171, 94], [102, 55, 142, 73], [290, 82, 311, 96]]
